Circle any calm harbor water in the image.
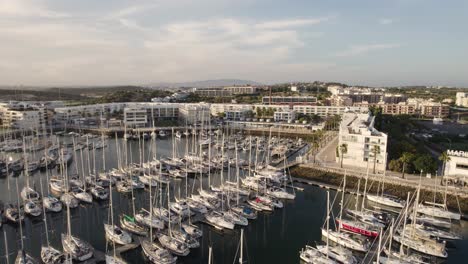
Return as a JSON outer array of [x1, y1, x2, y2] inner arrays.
[[0, 137, 467, 263]]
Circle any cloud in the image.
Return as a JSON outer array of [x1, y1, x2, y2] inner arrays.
[[333, 44, 402, 57], [379, 18, 394, 25], [104, 2, 159, 20], [255, 16, 333, 29], [0, 0, 69, 18], [0, 13, 331, 85]]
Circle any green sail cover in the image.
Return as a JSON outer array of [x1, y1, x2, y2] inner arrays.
[[124, 214, 135, 222]]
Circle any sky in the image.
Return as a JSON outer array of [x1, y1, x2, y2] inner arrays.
[[0, 0, 467, 87]]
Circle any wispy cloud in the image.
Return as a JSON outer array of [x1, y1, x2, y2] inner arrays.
[[379, 18, 395, 25], [0, 0, 69, 18], [334, 44, 402, 57], [255, 16, 333, 29], [104, 2, 159, 20]]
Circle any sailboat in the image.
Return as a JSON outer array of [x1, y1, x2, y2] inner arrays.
[[366, 168, 404, 209], [393, 188, 448, 258], [104, 180, 132, 245], [321, 175, 370, 253], [14, 178, 40, 264], [42, 151, 63, 213], [39, 172, 68, 264], [158, 182, 190, 256], [135, 159, 164, 230], [61, 166, 94, 261], [301, 191, 356, 264], [15, 250, 39, 264], [417, 202, 461, 220]]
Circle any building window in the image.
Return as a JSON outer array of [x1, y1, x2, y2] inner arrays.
[[455, 164, 468, 170]]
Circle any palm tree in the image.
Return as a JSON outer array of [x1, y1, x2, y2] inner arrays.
[[372, 145, 381, 174], [312, 141, 320, 164], [439, 151, 451, 176], [399, 152, 414, 179], [339, 143, 348, 168]]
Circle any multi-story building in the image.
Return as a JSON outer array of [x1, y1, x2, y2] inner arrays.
[[379, 102, 417, 115], [225, 109, 252, 120], [338, 111, 388, 173], [210, 103, 253, 116], [262, 96, 317, 105], [124, 108, 147, 128], [382, 94, 407, 104], [192, 88, 232, 97], [224, 86, 257, 95], [445, 150, 468, 178], [419, 102, 450, 118], [292, 105, 368, 117], [55, 103, 127, 121], [0, 102, 47, 130], [179, 103, 211, 125], [123, 103, 179, 127], [329, 95, 353, 106], [456, 92, 468, 107], [274, 110, 296, 122]]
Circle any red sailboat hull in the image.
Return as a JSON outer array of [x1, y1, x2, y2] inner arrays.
[[336, 219, 379, 238]]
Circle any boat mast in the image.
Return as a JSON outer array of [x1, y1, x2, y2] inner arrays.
[[235, 141, 240, 205], [326, 190, 330, 259], [399, 192, 411, 256], [248, 136, 252, 178], [168, 181, 172, 238], [361, 166, 369, 212], [239, 228, 244, 264], [15, 178, 24, 250], [338, 170, 346, 232], [208, 140, 211, 188], [355, 178, 361, 211], [208, 246, 213, 264], [3, 230, 9, 264], [39, 172, 50, 246]]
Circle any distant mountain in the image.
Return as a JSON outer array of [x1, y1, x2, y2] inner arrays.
[[146, 79, 262, 88]]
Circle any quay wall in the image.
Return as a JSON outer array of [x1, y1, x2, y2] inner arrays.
[[290, 165, 468, 215]]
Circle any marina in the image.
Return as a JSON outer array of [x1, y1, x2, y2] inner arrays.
[[0, 129, 466, 263]]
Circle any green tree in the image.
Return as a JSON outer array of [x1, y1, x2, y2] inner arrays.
[[371, 145, 381, 174], [413, 154, 437, 174], [339, 143, 348, 168], [389, 159, 403, 173], [312, 141, 320, 163], [439, 151, 451, 176], [399, 152, 415, 179]]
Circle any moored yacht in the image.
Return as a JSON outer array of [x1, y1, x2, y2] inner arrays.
[[61, 234, 94, 261], [135, 209, 165, 229], [43, 196, 63, 213], [141, 239, 177, 264], [157, 233, 190, 256], [366, 194, 404, 208], [104, 224, 133, 245], [205, 211, 235, 230]]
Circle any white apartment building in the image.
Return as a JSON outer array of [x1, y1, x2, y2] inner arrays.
[[55, 103, 127, 121], [456, 92, 468, 107], [124, 108, 147, 128], [225, 109, 252, 120], [179, 103, 211, 125], [293, 105, 368, 117], [338, 111, 388, 172], [210, 103, 253, 116], [224, 86, 257, 94], [445, 150, 468, 178], [274, 111, 296, 122], [0, 102, 47, 130]]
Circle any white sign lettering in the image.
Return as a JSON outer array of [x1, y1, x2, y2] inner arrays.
[[447, 150, 468, 158]]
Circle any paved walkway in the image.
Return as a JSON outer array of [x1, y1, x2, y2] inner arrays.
[[309, 134, 468, 198]]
